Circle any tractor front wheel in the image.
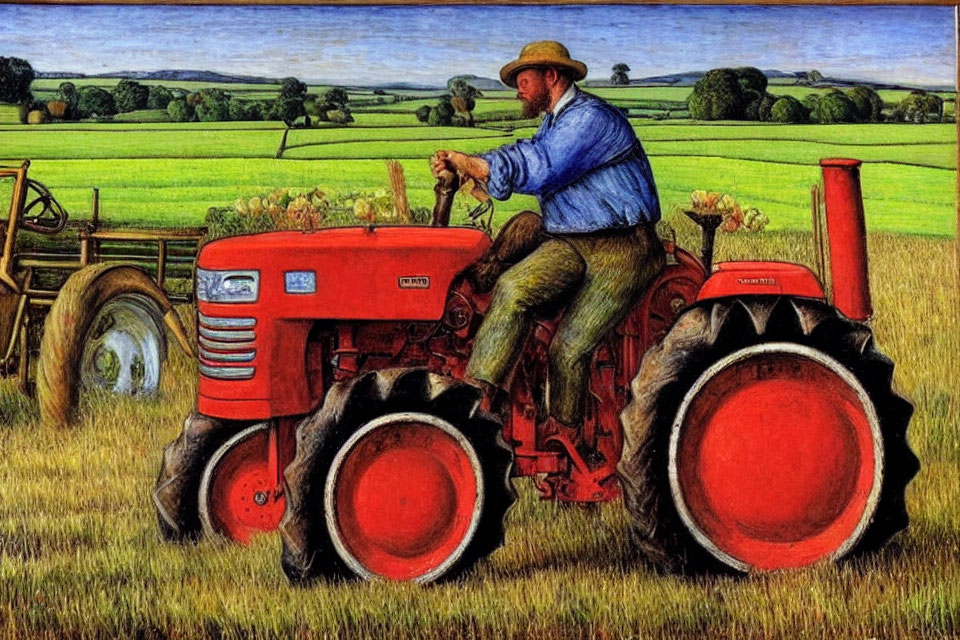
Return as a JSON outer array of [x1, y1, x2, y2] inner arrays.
[[619, 296, 918, 573], [198, 423, 291, 543], [280, 369, 514, 584], [153, 412, 251, 541]]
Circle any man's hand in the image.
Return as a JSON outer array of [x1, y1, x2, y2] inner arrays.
[[431, 150, 490, 182]]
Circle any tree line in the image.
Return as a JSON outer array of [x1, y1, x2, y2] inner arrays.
[[22, 78, 352, 126], [686, 67, 946, 124], [1, 57, 357, 126]]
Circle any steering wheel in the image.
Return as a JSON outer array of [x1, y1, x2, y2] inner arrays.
[[21, 179, 68, 235]]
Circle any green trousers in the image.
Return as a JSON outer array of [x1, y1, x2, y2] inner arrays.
[[466, 223, 666, 425]]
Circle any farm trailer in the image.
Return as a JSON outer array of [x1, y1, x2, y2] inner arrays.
[[0, 160, 203, 424]]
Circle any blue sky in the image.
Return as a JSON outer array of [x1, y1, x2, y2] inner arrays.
[[0, 5, 954, 87]]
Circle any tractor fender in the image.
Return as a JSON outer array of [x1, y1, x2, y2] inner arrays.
[[36, 263, 193, 426], [696, 261, 825, 302]]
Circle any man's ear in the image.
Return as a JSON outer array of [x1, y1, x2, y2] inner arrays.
[[544, 67, 561, 88]]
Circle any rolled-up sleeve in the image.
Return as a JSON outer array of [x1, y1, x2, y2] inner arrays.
[[479, 105, 632, 200], [480, 145, 526, 200]]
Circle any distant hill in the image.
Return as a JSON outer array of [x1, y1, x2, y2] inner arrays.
[[445, 75, 506, 91], [36, 70, 278, 84], [365, 82, 446, 91]]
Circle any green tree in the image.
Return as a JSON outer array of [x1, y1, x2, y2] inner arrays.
[[448, 78, 480, 100], [448, 78, 481, 125], [812, 90, 859, 123], [0, 57, 35, 104], [275, 97, 306, 125], [415, 104, 432, 123], [195, 90, 231, 122], [743, 90, 776, 121], [895, 90, 943, 123], [801, 93, 821, 120], [735, 67, 767, 94], [688, 68, 744, 120], [55, 81, 80, 119], [427, 101, 455, 126], [280, 77, 308, 101], [322, 87, 349, 108], [611, 63, 631, 86], [770, 96, 808, 123], [76, 86, 117, 118], [846, 86, 883, 122], [147, 85, 174, 110], [273, 77, 310, 127], [229, 100, 262, 121], [112, 79, 150, 113], [166, 97, 194, 122]]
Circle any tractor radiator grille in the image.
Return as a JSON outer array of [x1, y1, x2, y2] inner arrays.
[[198, 312, 257, 380]]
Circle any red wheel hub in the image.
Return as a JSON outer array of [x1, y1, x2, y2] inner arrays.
[[203, 426, 287, 544], [671, 345, 880, 571], [327, 414, 482, 581]]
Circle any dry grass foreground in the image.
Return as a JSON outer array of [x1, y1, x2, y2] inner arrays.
[[0, 226, 957, 640]]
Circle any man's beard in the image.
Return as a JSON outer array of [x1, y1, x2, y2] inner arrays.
[[520, 90, 551, 119]]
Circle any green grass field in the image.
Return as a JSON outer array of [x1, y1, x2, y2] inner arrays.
[[1, 119, 953, 236], [0, 228, 956, 639]]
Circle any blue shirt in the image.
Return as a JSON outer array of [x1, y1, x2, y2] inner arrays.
[[480, 88, 661, 234]]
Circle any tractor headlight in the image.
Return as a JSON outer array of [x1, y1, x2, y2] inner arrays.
[[197, 269, 259, 303]]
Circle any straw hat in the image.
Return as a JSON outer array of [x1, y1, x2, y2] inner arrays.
[[499, 41, 588, 88]]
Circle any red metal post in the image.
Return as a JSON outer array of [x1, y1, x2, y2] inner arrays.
[[820, 158, 873, 321]]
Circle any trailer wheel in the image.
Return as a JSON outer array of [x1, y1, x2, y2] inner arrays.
[[619, 296, 917, 573], [280, 369, 515, 584], [38, 264, 170, 426], [199, 423, 291, 544]]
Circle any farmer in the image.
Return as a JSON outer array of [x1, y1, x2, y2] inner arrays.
[[431, 41, 665, 433]]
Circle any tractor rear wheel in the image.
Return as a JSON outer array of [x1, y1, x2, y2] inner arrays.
[[619, 296, 917, 573], [280, 368, 514, 584]]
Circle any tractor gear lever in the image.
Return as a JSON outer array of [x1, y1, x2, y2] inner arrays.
[[683, 210, 722, 273], [431, 170, 460, 227]]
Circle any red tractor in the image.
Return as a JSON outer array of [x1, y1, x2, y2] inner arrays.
[[154, 158, 917, 583]]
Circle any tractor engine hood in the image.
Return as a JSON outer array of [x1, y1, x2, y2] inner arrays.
[[197, 226, 491, 321]]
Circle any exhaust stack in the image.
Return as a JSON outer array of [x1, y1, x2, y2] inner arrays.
[[820, 158, 872, 321]]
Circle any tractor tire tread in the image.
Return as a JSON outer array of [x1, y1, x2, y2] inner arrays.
[[618, 295, 918, 573], [280, 368, 515, 584]]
